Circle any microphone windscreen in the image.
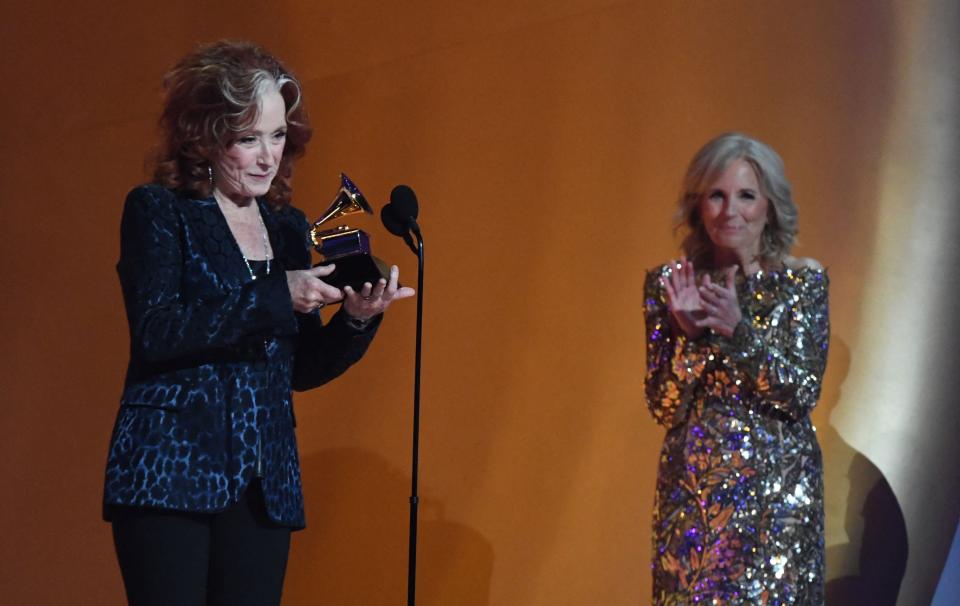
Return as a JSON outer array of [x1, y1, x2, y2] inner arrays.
[[380, 204, 409, 236], [389, 185, 419, 220]]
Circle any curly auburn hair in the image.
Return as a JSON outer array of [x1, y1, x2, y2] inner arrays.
[[674, 132, 798, 269], [152, 40, 312, 206]]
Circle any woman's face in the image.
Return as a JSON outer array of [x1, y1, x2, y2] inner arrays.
[[699, 158, 769, 258], [213, 88, 287, 204]]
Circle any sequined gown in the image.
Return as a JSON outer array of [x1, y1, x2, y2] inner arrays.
[[644, 264, 829, 605]]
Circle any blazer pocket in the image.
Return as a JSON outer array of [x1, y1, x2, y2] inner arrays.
[[121, 371, 215, 411]]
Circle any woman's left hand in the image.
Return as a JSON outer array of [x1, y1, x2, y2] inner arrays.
[[342, 265, 416, 321], [696, 266, 742, 337]]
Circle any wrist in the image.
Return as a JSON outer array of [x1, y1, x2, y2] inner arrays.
[[670, 313, 704, 340], [344, 311, 373, 329]]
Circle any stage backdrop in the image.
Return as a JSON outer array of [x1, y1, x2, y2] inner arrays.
[[1, 1, 957, 604]]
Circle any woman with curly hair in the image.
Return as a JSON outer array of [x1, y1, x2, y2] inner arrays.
[[103, 40, 413, 605]]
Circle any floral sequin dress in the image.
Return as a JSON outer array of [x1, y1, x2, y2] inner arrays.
[[644, 263, 829, 605]]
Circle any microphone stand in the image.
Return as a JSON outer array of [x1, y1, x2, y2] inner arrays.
[[406, 227, 424, 606]]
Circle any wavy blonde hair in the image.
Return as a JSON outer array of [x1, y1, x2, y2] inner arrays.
[[675, 132, 798, 268], [152, 40, 312, 206]]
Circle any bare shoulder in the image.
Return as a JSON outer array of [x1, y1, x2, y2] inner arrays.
[[783, 255, 823, 271]]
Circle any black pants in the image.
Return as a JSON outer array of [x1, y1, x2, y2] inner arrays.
[[111, 481, 291, 606]]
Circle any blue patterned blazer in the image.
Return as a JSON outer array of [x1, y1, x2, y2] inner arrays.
[[103, 185, 380, 528]]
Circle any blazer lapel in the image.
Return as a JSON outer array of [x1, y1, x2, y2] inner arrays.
[[182, 196, 249, 288], [260, 198, 312, 272]]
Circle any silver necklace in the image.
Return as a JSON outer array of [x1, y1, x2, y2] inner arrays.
[[214, 191, 272, 280], [242, 208, 272, 280]]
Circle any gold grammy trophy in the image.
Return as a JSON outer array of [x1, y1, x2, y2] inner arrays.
[[310, 173, 391, 291]]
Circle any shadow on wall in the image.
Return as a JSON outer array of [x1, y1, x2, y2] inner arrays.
[[284, 448, 493, 606], [817, 339, 908, 605], [825, 454, 908, 605]]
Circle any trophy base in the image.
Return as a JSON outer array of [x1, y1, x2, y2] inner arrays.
[[312, 226, 392, 293], [316, 253, 391, 292]]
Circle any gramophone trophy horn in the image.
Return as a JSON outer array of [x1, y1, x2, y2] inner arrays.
[[309, 173, 390, 292], [311, 172, 373, 227]]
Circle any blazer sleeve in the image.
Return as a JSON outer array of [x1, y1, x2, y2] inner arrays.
[[291, 309, 381, 391], [117, 186, 298, 365]]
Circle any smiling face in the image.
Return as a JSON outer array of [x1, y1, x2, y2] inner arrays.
[[212, 87, 287, 205], [699, 158, 769, 264]]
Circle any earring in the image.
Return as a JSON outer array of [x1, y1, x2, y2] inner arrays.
[[208, 165, 214, 188]]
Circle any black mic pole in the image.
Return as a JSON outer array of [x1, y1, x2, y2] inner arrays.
[[382, 188, 424, 606], [407, 224, 424, 606]]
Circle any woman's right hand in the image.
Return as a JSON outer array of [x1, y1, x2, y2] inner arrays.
[[662, 257, 705, 339], [286, 264, 344, 313]]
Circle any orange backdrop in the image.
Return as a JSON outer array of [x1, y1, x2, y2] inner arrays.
[[2, 2, 957, 605]]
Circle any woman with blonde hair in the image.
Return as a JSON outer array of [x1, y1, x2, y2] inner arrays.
[[644, 133, 828, 604]]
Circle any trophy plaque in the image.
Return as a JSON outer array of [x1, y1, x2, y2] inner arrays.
[[310, 173, 391, 292]]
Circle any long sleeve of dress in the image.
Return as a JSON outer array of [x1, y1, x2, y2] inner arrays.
[[715, 270, 830, 421], [643, 266, 714, 429], [117, 186, 299, 365]]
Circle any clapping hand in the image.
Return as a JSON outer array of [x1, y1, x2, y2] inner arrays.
[[697, 266, 742, 337], [663, 257, 706, 339], [663, 259, 742, 339]]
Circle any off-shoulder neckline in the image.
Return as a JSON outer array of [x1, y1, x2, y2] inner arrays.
[[652, 263, 828, 285], [744, 265, 827, 279]]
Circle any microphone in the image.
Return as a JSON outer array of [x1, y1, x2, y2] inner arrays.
[[381, 185, 420, 254], [385, 185, 420, 235]]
